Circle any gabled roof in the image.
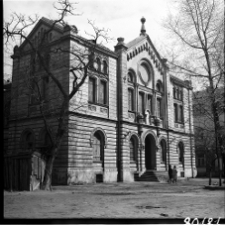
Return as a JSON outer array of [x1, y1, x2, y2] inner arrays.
[[16, 17, 116, 57], [126, 34, 163, 62], [126, 35, 146, 49], [19, 17, 64, 51], [126, 34, 166, 75]]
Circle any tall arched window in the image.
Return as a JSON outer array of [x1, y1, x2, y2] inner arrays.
[[130, 135, 137, 161], [43, 132, 52, 149], [128, 72, 134, 83], [160, 140, 167, 163], [178, 142, 184, 166], [128, 88, 134, 111], [139, 92, 144, 115], [93, 131, 104, 163], [99, 80, 107, 104], [88, 77, 96, 103], [157, 98, 162, 118], [103, 60, 108, 74], [96, 58, 101, 72], [156, 80, 163, 93]]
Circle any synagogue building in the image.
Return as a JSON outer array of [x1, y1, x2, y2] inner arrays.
[[6, 17, 197, 186]]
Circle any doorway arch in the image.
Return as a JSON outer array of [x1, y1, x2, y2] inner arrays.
[[145, 133, 157, 170]]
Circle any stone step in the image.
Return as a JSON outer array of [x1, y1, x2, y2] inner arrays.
[[134, 170, 168, 182]]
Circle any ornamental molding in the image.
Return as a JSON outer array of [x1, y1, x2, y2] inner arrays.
[[127, 41, 164, 75]]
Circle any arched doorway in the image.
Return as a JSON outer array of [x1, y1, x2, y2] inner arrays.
[[145, 134, 156, 170]]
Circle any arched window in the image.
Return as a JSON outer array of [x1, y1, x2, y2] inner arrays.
[[178, 142, 184, 166], [39, 130, 53, 154], [147, 94, 152, 113], [93, 131, 104, 162], [179, 105, 184, 123], [103, 60, 108, 74], [138, 92, 144, 115], [156, 80, 163, 93], [176, 87, 180, 99], [99, 80, 107, 105], [157, 98, 162, 118], [21, 130, 35, 152], [96, 58, 101, 72], [130, 135, 137, 161], [128, 88, 134, 111], [156, 83, 160, 92], [127, 72, 133, 83], [180, 89, 183, 100], [43, 132, 52, 148], [174, 103, 178, 122], [160, 140, 167, 163], [88, 77, 96, 103]]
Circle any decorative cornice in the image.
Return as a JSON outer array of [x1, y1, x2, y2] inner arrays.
[[170, 75, 193, 90], [127, 40, 165, 76]]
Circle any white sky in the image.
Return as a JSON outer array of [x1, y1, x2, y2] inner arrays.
[[4, 0, 174, 79]]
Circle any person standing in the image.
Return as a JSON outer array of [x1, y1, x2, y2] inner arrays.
[[168, 164, 173, 183], [172, 165, 177, 183]]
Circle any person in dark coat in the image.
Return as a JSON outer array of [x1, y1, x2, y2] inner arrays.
[[168, 164, 173, 183], [172, 165, 177, 183]]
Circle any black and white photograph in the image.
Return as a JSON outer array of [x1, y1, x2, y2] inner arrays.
[[3, 0, 225, 222]]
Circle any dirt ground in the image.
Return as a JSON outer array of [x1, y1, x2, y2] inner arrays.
[[4, 178, 225, 219]]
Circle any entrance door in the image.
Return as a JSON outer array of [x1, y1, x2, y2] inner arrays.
[[145, 134, 156, 170]]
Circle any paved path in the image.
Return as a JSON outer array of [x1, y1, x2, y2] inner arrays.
[[4, 178, 225, 219]]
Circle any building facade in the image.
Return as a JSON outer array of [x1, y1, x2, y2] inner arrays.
[[6, 17, 197, 185]]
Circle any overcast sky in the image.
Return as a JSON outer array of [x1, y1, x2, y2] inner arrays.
[[4, 0, 174, 79]]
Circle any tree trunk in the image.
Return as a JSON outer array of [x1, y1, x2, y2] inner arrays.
[[41, 153, 56, 191], [217, 156, 222, 186], [209, 166, 212, 186]]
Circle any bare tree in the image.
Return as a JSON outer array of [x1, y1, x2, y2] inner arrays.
[[193, 88, 225, 185], [3, 0, 112, 190], [163, 0, 224, 186]]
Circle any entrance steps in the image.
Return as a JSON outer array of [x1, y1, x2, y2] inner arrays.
[[134, 170, 168, 182]]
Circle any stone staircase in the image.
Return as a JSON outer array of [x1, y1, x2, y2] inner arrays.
[[134, 170, 168, 182]]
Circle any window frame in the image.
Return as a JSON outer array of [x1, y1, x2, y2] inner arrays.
[[129, 135, 137, 162], [178, 142, 184, 166], [128, 88, 135, 111], [157, 97, 162, 118], [160, 140, 167, 163], [99, 79, 107, 105], [103, 60, 108, 74], [93, 131, 104, 163], [147, 94, 152, 114], [138, 91, 145, 115]]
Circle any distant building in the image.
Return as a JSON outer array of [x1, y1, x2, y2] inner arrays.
[[6, 17, 197, 186], [193, 88, 225, 177]]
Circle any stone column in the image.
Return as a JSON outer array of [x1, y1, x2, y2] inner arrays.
[[115, 38, 133, 181], [152, 91, 157, 117]]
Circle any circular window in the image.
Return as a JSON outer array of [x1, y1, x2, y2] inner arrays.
[[139, 62, 151, 85]]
